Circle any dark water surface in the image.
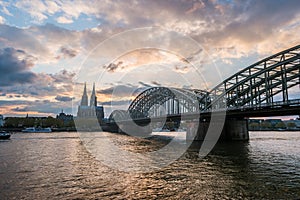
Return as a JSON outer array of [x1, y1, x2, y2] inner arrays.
[[0, 131, 299, 199]]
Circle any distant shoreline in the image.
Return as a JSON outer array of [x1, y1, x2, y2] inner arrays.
[[0, 127, 77, 132], [249, 129, 300, 132], [1, 127, 300, 133]]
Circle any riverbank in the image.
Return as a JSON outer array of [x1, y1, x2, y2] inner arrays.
[[0, 127, 77, 132], [249, 129, 300, 131]]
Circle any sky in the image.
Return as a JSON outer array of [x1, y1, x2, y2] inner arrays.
[[0, 0, 299, 118]]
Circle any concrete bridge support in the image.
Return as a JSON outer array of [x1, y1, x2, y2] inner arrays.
[[186, 118, 249, 141], [223, 118, 249, 141]]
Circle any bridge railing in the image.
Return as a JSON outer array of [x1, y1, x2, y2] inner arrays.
[[226, 98, 300, 111]]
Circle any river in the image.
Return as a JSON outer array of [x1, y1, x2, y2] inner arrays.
[[0, 131, 299, 199]]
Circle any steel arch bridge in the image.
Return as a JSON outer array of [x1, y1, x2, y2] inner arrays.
[[127, 87, 209, 119], [206, 44, 300, 111], [110, 45, 300, 120]]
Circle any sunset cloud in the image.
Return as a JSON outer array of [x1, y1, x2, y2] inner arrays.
[[0, 0, 299, 116], [0, 47, 37, 86]]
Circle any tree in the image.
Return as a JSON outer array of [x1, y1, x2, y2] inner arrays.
[[260, 121, 272, 129], [275, 122, 286, 129], [249, 122, 260, 130], [286, 122, 296, 129], [4, 117, 20, 128], [22, 118, 35, 127]]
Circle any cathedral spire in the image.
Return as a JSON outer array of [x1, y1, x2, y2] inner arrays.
[[90, 82, 97, 106], [80, 82, 88, 106], [83, 82, 87, 94], [92, 82, 95, 95]]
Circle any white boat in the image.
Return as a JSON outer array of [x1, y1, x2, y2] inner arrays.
[[22, 127, 52, 133]]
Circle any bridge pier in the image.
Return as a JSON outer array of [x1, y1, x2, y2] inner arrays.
[[222, 118, 249, 141], [186, 118, 249, 141]]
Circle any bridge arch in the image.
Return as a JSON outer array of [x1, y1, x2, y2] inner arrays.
[[108, 110, 129, 122], [128, 87, 209, 119], [127, 45, 300, 119], [205, 44, 300, 110]]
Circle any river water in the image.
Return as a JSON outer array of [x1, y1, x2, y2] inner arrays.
[[0, 131, 299, 199]]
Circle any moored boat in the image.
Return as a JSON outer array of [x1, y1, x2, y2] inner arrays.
[[0, 131, 11, 139], [22, 127, 52, 133]]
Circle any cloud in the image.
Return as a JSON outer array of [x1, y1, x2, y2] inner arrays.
[[59, 47, 78, 59], [1, 0, 300, 117], [0, 99, 74, 116], [15, 1, 48, 23], [56, 16, 73, 24], [0, 15, 5, 24], [102, 100, 130, 106], [0, 23, 82, 64], [0, 69, 76, 105], [55, 95, 74, 102], [11, 107, 28, 112], [105, 61, 123, 73], [174, 65, 190, 74], [186, 1, 205, 14], [2, 0, 299, 68], [0, 24, 50, 61], [98, 84, 138, 97], [50, 69, 76, 83], [0, 47, 37, 86]]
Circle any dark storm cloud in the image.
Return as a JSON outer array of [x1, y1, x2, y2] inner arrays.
[[0, 24, 49, 57], [0, 47, 37, 86], [0, 69, 76, 99], [55, 95, 74, 102], [59, 46, 78, 59]]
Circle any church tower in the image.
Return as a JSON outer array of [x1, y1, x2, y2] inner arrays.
[[77, 82, 104, 120], [90, 83, 97, 107], [80, 82, 88, 106]]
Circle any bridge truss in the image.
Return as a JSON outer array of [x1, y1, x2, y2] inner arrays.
[[127, 87, 209, 119], [206, 44, 300, 111], [110, 45, 300, 120]]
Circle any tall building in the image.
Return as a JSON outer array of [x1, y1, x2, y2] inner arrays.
[[77, 83, 104, 120]]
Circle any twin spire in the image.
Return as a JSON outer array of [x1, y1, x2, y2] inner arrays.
[[80, 82, 97, 107]]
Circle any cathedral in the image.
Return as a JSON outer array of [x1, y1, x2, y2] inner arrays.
[[77, 83, 104, 120]]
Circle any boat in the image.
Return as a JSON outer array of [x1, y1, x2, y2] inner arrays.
[[22, 127, 52, 133], [0, 131, 11, 139]]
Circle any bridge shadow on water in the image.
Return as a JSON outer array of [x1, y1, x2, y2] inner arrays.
[[184, 139, 250, 164]]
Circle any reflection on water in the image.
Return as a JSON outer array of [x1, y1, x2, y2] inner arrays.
[[0, 131, 299, 199]]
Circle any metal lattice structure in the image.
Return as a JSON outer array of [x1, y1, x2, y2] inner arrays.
[[206, 44, 300, 110], [126, 45, 300, 119], [109, 110, 129, 122], [128, 87, 209, 119]]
